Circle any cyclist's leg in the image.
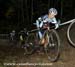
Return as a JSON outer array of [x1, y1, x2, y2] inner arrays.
[[36, 20, 40, 28], [38, 31, 43, 39], [36, 20, 45, 44], [39, 30, 47, 45]]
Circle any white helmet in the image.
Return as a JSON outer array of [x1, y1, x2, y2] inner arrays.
[[49, 8, 58, 15]]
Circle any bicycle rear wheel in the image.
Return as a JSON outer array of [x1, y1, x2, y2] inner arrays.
[[44, 29, 60, 62], [67, 21, 75, 47]]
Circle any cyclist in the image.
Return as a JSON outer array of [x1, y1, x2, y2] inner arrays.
[[10, 30, 16, 41], [35, 8, 60, 44], [19, 28, 28, 48]]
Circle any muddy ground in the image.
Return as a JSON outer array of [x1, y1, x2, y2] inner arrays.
[[0, 25, 75, 67]]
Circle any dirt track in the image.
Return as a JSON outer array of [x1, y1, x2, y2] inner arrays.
[[0, 25, 75, 67]]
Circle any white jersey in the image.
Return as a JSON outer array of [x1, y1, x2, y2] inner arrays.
[[42, 15, 57, 24], [36, 14, 59, 39], [37, 14, 58, 28]]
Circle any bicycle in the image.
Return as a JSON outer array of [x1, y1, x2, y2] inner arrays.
[[67, 21, 75, 47], [24, 23, 60, 62], [59, 19, 75, 47]]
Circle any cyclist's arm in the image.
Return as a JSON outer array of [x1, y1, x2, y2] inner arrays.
[[52, 18, 59, 29], [36, 17, 44, 28], [36, 16, 48, 28]]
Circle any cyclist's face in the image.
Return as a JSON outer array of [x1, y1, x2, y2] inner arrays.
[[48, 13, 56, 18]]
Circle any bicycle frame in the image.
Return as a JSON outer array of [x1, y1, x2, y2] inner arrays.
[[59, 19, 75, 26], [27, 23, 51, 40], [27, 19, 75, 34]]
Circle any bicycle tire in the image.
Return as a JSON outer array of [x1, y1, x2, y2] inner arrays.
[[67, 21, 75, 47], [44, 29, 60, 62]]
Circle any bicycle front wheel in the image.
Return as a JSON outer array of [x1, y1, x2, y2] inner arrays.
[[44, 29, 60, 62], [67, 21, 75, 47]]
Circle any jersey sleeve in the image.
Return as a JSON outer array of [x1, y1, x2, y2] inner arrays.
[[51, 18, 57, 24]]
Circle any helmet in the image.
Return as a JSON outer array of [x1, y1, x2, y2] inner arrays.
[[49, 8, 58, 15]]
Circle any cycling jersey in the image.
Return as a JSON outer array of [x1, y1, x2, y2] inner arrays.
[[36, 14, 59, 39], [36, 14, 59, 29]]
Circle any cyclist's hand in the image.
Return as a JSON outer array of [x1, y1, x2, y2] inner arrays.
[[55, 19, 61, 29], [55, 23, 59, 29]]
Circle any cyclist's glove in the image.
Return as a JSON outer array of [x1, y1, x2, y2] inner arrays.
[[55, 23, 59, 29], [38, 17, 42, 21], [55, 20, 61, 29]]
